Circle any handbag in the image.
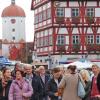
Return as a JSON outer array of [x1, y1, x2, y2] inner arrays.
[[77, 75, 86, 98]]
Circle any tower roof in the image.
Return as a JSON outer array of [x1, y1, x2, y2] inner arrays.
[[1, 0, 25, 17]]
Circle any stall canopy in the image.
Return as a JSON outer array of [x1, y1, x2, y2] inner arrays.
[[63, 60, 93, 69], [0, 56, 12, 66]]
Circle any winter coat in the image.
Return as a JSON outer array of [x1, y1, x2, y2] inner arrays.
[[83, 81, 91, 100], [0, 79, 12, 100], [59, 73, 83, 100], [9, 79, 33, 100], [39, 74, 50, 100], [46, 78, 61, 100]]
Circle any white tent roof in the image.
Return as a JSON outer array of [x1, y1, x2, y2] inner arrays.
[[63, 60, 93, 69]]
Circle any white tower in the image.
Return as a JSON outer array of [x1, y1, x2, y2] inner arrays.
[[1, 0, 26, 58]]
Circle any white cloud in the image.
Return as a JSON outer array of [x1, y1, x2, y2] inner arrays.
[[0, 0, 34, 42]]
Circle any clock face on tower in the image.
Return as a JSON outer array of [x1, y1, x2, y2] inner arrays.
[[11, 19, 16, 24]]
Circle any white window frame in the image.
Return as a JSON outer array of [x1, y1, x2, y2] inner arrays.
[[57, 35, 65, 45], [86, 8, 94, 17], [56, 8, 64, 17], [72, 35, 80, 44], [96, 35, 100, 44], [47, 8, 51, 19], [72, 8, 79, 17], [87, 35, 94, 44]]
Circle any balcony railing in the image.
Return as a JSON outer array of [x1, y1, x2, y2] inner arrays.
[[56, 17, 65, 24], [72, 17, 80, 24], [86, 17, 94, 24], [57, 45, 66, 53]]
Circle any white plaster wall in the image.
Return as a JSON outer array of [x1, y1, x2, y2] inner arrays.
[[72, 28, 79, 34], [65, 8, 71, 17], [2, 17, 26, 42], [95, 8, 100, 17], [66, 36, 69, 44], [87, 28, 93, 33], [59, 2, 66, 7], [69, 2, 79, 7], [87, 2, 96, 6], [49, 28, 53, 35], [97, 28, 100, 33], [56, 28, 68, 34]]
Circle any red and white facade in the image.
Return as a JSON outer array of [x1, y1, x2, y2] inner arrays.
[[31, 0, 100, 67]]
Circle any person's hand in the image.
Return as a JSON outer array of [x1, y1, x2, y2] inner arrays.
[[54, 92, 59, 96]]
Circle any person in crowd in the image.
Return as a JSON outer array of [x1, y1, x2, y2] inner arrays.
[[90, 64, 100, 100], [0, 71, 2, 80], [9, 70, 33, 100], [0, 68, 12, 100], [11, 63, 21, 78], [59, 65, 85, 100], [24, 64, 43, 100], [38, 66, 50, 100], [46, 67, 62, 100], [80, 69, 91, 100]]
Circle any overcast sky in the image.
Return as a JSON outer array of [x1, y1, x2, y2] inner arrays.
[[0, 0, 34, 42]]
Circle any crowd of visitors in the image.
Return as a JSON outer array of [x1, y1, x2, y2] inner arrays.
[[0, 63, 100, 100]]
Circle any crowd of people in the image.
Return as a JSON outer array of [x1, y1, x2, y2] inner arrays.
[[0, 63, 100, 100]]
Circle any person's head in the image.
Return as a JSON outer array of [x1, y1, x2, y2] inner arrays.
[[80, 69, 90, 82], [92, 64, 100, 75], [15, 63, 21, 71], [52, 67, 61, 79], [68, 65, 76, 73], [15, 70, 24, 80], [24, 64, 33, 75], [2, 68, 11, 79], [38, 66, 45, 75]]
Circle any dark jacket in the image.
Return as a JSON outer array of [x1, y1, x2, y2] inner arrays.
[[97, 72, 100, 92], [46, 78, 61, 100], [31, 73, 44, 100], [83, 81, 91, 100], [39, 74, 50, 100], [0, 79, 12, 100]]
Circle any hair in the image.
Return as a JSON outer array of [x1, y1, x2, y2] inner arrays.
[[15, 70, 24, 77], [2, 68, 10, 75], [80, 69, 90, 82], [68, 65, 76, 72], [92, 64, 99, 68], [52, 67, 60, 74]]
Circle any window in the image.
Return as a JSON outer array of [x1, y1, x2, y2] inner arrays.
[[34, 15, 38, 24], [56, 8, 64, 17], [86, 35, 94, 44], [43, 37, 48, 46], [38, 13, 42, 22], [86, 8, 94, 17], [72, 8, 79, 17], [47, 8, 51, 19], [96, 35, 100, 44], [72, 35, 80, 44], [43, 10, 46, 21], [57, 35, 65, 45], [49, 35, 53, 46]]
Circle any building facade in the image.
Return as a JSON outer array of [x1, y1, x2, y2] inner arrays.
[[31, 0, 100, 68]]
